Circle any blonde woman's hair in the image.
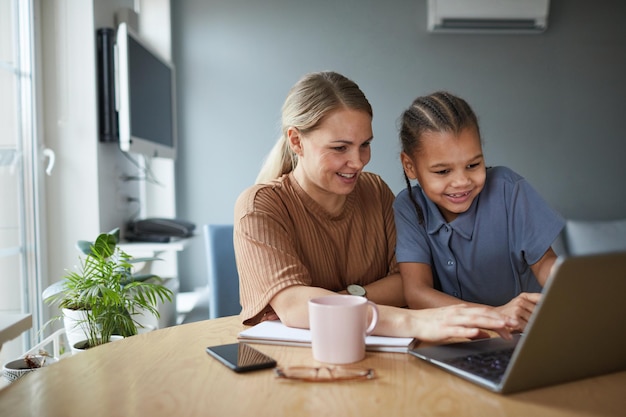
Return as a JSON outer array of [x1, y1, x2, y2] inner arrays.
[[255, 71, 373, 184]]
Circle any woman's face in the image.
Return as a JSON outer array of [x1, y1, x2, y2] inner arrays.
[[401, 127, 486, 223], [290, 108, 373, 213]]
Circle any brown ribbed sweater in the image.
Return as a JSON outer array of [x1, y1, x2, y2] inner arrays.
[[234, 172, 399, 324]]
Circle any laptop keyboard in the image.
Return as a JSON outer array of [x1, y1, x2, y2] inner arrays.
[[443, 348, 515, 383]]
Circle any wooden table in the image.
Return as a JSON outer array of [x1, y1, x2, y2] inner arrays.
[[0, 315, 624, 416]]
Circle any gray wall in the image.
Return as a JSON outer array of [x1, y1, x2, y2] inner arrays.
[[172, 0, 626, 292]]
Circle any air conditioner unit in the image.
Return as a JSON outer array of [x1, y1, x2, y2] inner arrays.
[[427, 0, 550, 34]]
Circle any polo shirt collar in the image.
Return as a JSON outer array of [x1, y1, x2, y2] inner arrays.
[[422, 190, 478, 241]]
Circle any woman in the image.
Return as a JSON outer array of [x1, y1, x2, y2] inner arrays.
[[234, 71, 516, 341]]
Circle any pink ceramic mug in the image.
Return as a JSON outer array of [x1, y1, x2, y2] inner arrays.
[[308, 295, 379, 364]]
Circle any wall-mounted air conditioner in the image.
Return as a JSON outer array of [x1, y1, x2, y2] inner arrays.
[[427, 0, 550, 34]]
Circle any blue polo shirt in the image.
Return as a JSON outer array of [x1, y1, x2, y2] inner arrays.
[[393, 166, 565, 306]]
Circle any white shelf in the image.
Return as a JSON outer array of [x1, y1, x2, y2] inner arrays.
[[0, 314, 32, 350], [118, 236, 194, 253]]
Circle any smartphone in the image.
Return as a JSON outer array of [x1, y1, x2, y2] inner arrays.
[[206, 343, 277, 373]]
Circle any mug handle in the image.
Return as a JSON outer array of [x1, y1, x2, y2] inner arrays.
[[365, 301, 379, 335]]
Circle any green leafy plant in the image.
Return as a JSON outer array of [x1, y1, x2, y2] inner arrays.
[[43, 228, 173, 348]]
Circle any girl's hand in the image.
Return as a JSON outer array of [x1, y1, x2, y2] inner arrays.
[[494, 292, 542, 332]]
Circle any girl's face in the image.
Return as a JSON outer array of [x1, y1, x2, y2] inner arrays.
[[401, 127, 486, 223], [289, 108, 373, 214]]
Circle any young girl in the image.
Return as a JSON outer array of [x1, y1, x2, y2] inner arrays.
[[394, 91, 565, 331]]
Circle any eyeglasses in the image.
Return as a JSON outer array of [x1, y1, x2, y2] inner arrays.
[[275, 366, 375, 382]]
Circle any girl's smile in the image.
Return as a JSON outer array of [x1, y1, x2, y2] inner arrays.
[[445, 190, 473, 204]]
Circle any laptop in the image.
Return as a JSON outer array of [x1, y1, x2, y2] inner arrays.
[[408, 251, 626, 394]]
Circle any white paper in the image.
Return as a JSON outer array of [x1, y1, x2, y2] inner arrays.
[[238, 320, 416, 353]]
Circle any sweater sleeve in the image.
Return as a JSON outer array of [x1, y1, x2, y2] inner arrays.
[[234, 185, 312, 325], [378, 176, 400, 276]]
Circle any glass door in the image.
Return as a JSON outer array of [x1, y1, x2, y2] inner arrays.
[[0, 0, 46, 364]]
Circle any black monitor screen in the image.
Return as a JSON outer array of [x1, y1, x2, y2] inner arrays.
[[128, 35, 174, 148], [116, 22, 176, 159]]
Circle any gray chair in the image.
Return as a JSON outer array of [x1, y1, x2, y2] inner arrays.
[[563, 218, 626, 256], [203, 224, 241, 319]]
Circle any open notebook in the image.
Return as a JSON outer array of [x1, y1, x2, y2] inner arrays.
[[238, 320, 417, 353], [409, 252, 626, 394]]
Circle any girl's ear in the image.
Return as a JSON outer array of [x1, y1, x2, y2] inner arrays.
[[287, 127, 304, 157], [401, 152, 417, 180]]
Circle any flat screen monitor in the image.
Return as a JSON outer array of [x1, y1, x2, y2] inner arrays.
[[115, 22, 177, 159]]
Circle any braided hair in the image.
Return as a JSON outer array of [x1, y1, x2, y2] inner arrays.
[[399, 92, 480, 225]]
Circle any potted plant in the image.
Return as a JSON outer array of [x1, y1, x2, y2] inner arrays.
[[43, 228, 173, 351], [2, 351, 57, 384]]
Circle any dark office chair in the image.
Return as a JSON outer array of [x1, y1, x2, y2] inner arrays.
[[203, 224, 242, 319]]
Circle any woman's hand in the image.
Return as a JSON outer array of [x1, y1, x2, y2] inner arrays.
[[272, 286, 519, 343], [393, 304, 518, 342]]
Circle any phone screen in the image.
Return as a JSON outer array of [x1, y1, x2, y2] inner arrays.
[[206, 343, 277, 373]]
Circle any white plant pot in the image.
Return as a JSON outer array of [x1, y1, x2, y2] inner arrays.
[[133, 306, 159, 333], [62, 308, 90, 348], [2, 355, 58, 384], [71, 335, 124, 355]]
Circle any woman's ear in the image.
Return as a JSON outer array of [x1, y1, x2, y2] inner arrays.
[[287, 127, 303, 157], [401, 152, 417, 180]]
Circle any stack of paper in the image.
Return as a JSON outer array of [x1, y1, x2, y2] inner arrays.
[[238, 320, 417, 353]]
